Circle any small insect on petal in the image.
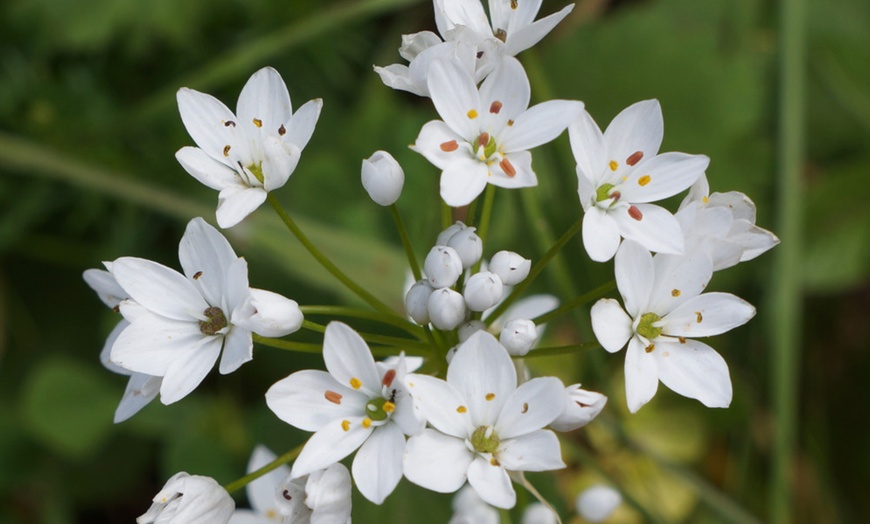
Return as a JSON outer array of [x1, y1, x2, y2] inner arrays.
[[382, 368, 396, 388], [282, 490, 292, 500], [440, 140, 459, 152], [626, 150, 644, 166], [192, 271, 203, 280], [252, 118, 263, 128], [324, 391, 343, 404], [628, 205, 643, 221], [678, 336, 687, 344], [499, 158, 516, 177], [510, 0, 518, 9], [507, 119, 514, 126], [490, 101, 503, 114]]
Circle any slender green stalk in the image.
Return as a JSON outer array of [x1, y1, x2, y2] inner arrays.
[[531, 280, 616, 326], [267, 193, 396, 317], [224, 444, 304, 494], [519, 341, 600, 358], [300, 305, 424, 338], [301, 317, 429, 352], [475, 184, 497, 247], [771, 0, 806, 520], [485, 215, 584, 324], [252, 335, 323, 354], [390, 204, 422, 281]]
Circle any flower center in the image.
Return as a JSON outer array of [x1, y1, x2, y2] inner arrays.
[[365, 397, 396, 422], [636, 312, 663, 340], [199, 306, 227, 336], [596, 183, 618, 203], [475, 132, 498, 160], [246, 162, 265, 184], [470, 425, 500, 454]]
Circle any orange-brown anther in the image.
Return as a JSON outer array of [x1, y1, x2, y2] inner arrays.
[[490, 101, 503, 114], [382, 369, 396, 388], [223, 145, 231, 157], [324, 391, 343, 404], [610, 191, 621, 202], [278, 124, 286, 136], [224, 120, 236, 127], [440, 140, 459, 152], [500, 158, 516, 177], [253, 118, 263, 128], [193, 271, 203, 280], [628, 205, 643, 221], [477, 132, 490, 148], [626, 150, 644, 166]]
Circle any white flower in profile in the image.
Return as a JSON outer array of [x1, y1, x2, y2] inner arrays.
[[137, 472, 234, 524], [576, 485, 622, 523], [521, 502, 558, 524], [549, 384, 606, 432], [275, 463, 352, 524], [265, 322, 423, 505], [450, 485, 499, 524], [569, 99, 709, 262], [677, 175, 780, 271], [228, 446, 288, 524], [109, 218, 303, 404], [590, 240, 756, 412], [414, 56, 583, 206], [403, 331, 566, 509], [83, 268, 162, 423], [176, 67, 322, 228]]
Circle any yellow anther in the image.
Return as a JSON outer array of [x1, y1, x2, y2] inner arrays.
[[671, 289, 681, 297], [223, 145, 231, 157], [645, 343, 655, 353], [702, 196, 709, 204], [638, 175, 651, 186], [350, 377, 362, 390], [362, 418, 372, 429], [467, 109, 479, 119], [608, 160, 619, 171], [383, 401, 396, 414], [252, 118, 263, 128], [696, 311, 703, 323], [521, 403, 529, 414], [341, 420, 351, 431], [490, 457, 501, 466], [485, 393, 496, 401], [457, 405, 467, 413]]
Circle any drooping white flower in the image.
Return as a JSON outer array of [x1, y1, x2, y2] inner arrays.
[[361, 150, 405, 206], [228, 445, 289, 524], [83, 268, 163, 423], [590, 240, 756, 412], [569, 99, 708, 262], [549, 384, 607, 432], [403, 331, 566, 509], [413, 56, 583, 207], [176, 67, 322, 228], [521, 502, 559, 524], [137, 472, 234, 524], [275, 463, 352, 524], [108, 218, 303, 404], [576, 485, 622, 523], [449, 485, 499, 524], [265, 322, 423, 505], [374, 36, 484, 98]]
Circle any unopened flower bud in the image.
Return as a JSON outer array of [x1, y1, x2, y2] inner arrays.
[[233, 288, 303, 338], [521, 503, 558, 524], [458, 320, 485, 342], [445, 345, 459, 364], [499, 318, 538, 356], [550, 384, 607, 432], [436, 221, 467, 247], [361, 150, 404, 206], [137, 472, 234, 524], [405, 279, 434, 325], [489, 251, 531, 285], [428, 288, 466, 330], [576, 485, 622, 523], [424, 246, 463, 288], [463, 271, 504, 312], [447, 227, 482, 268]]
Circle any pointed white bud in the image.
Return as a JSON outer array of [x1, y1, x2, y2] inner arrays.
[[447, 227, 482, 268], [457, 320, 485, 342], [489, 251, 531, 285], [424, 246, 463, 288], [436, 221, 467, 247], [576, 485, 622, 523], [499, 318, 538, 356], [405, 279, 434, 325], [427, 288, 466, 330], [361, 150, 404, 206], [550, 384, 607, 432], [136, 472, 234, 524], [463, 271, 504, 312], [232, 288, 303, 338]]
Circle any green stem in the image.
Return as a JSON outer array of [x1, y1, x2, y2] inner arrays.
[[224, 444, 304, 494], [252, 335, 323, 354], [391, 204, 422, 281], [485, 214, 584, 324], [531, 280, 616, 326], [267, 193, 396, 317], [300, 305, 424, 338], [475, 184, 497, 247], [301, 318, 429, 353], [519, 341, 601, 358]]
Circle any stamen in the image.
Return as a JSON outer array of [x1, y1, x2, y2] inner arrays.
[[223, 145, 231, 157], [702, 196, 709, 204], [490, 101, 503, 114], [252, 118, 263, 128], [671, 289, 681, 297], [695, 312, 703, 323], [324, 391, 343, 404], [511, 0, 518, 8], [341, 420, 351, 431], [382, 368, 396, 388], [490, 457, 501, 466], [467, 109, 479, 119], [485, 393, 496, 401], [507, 119, 514, 126], [477, 132, 490, 148], [645, 343, 655, 353], [278, 124, 286, 136], [626, 150, 644, 166], [521, 403, 529, 414], [223, 120, 236, 127], [192, 271, 203, 280], [440, 140, 459, 152], [610, 191, 621, 202], [457, 405, 467, 413], [494, 28, 507, 42], [678, 336, 687, 344], [628, 205, 643, 221], [282, 490, 292, 500], [362, 418, 372, 429], [499, 158, 516, 177], [608, 160, 619, 171], [383, 401, 396, 414], [349, 377, 362, 390], [638, 175, 651, 186]]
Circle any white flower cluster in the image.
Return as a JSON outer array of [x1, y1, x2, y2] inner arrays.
[[82, 0, 779, 521]]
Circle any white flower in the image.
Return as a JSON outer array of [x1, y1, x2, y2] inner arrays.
[[450, 485, 499, 524], [229, 446, 289, 524], [576, 485, 622, 523], [361, 150, 405, 206], [569, 99, 708, 262], [521, 502, 558, 524], [176, 67, 322, 228], [403, 331, 566, 508], [590, 240, 756, 412], [677, 176, 780, 271], [108, 218, 303, 404], [413, 56, 583, 207], [83, 268, 162, 423], [275, 463, 352, 524], [265, 322, 423, 505], [375, 36, 482, 98], [549, 384, 606, 432], [137, 472, 234, 524]]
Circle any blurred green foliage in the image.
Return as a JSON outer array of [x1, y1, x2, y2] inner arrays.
[[1, 0, 868, 522]]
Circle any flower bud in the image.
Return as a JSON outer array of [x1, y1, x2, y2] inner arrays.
[[436, 221, 467, 247], [550, 384, 607, 432], [463, 271, 504, 312], [427, 288, 466, 330], [447, 227, 482, 268], [424, 246, 463, 288], [576, 485, 622, 523], [489, 251, 531, 285], [457, 320, 485, 342], [233, 288, 303, 338], [521, 503, 558, 524], [405, 279, 434, 325], [137, 472, 234, 524], [499, 318, 538, 356], [445, 344, 459, 364], [361, 150, 404, 206]]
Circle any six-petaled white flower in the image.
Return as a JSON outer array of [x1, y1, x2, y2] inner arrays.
[[176, 67, 322, 228]]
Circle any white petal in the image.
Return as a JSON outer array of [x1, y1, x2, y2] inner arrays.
[[112, 257, 208, 321], [619, 152, 708, 204], [467, 456, 514, 509], [374, 63, 424, 96], [569, 110, 608, 186], [306, 463, 353, 524], [487, 151, 536, 189], [614, 239, 653, 317], [233, 288, 303, 338], [218, 326, 252, 375], [624, 336, 658, 413], [261, 136, 301, 191], [323, 322, 381, 397], [290, 416, 373, 479], [613, 203, 685, 255], [352, 423, 405, 504], [498, 430, 565, 471], [266, 370, 366, 432], [582, 207, 621, 262], [178, 217, 238, 306], [245, 446, 290, 517], [647, 251, 713, 314], [114, 373, 161, 423], [403, 429, 473, 493], [236, 67, 293, 136], [428, 59, 481, 141], [603, 99, 663, 177], [216, 186, 268, 228], [175, 147, 240, 191], [504, 4, 574, 55], [440, 0, 491, 36], [495, 377, 566, 440], [655, 339, 732, 408], [83, 268, 127, 308], [160, 336, 222, 404], [110, 308, 203, 376], [177, 87, 244, 162], [284, 98, 323, 151], [403, 373, 472, 438], [661, 292, 755, 337], [479, 56, 530, 131], [448, 331, 517, 427], [590, 299, 633, 353], [500, 100, 584, 153], [440, 156, 490, 207], [413, 120, 468, 171]]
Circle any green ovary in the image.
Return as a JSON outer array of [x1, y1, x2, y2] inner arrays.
[[199, 307, 227, 336], [636, 312, 663, 340], [471, 425, 500, 454], [596, 183, 615, 202], [365, 397, 391, 421]]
